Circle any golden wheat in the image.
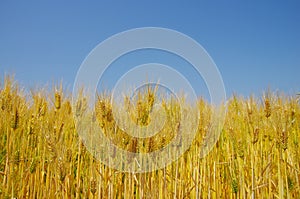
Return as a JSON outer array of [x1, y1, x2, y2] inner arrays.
[[0, 76, 299, 198]]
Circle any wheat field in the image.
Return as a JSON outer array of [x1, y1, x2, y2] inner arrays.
[[0, 76, 299, 198]]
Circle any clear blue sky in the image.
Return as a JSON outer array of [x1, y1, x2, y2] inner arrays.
[[0, 1, 299, 98]]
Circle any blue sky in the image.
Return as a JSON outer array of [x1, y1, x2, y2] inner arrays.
[[0, 1, 299, 99]]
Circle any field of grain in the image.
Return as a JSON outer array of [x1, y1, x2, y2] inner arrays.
[[0, 76, 299, 198]]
